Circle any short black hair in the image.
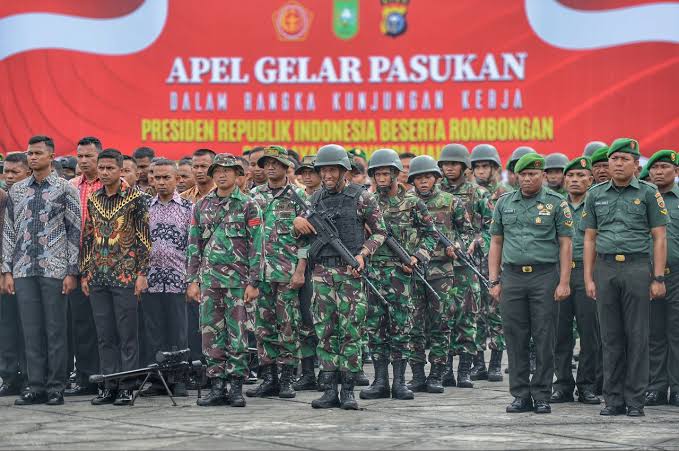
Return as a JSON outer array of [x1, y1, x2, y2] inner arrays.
[[152, 158, 177, 170], [133, 146, 155, 160], [399, 152, 416, 159], [5, 152, 28, 166], [122, 155, 137, 166], [98, 148, 124, 167], [77, 136, 102, 152], [28, 135, 54, 152], [193, 148, 216, 160], [248, 146, 265, 156], [178, 157, 193, 167]]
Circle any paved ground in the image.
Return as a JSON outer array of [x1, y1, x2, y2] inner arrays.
[[2, 356, 679, 450]]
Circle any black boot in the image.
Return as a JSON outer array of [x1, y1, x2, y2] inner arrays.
[[457, 353, 474, 388], [359, 356, 390, 399], [426, 363, 445, 393], [355, 367, 370, 387], [279, 364, 296, 398], [292, 357, 317, 391], [407, 362, 427, 392], [245, 364, 280, 398], [488, 350, 504, 382], [229, 376, 246, 407], [441, 353, 456, 387], [340, 372, 359, 410], [312, 372, 340, 409], [196, 378, 229, 406], [470, 351, 488, 381], [391, 360, 414, 400]]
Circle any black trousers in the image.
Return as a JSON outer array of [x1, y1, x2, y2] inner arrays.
[[648, 270, 679, 393], [90, 286, 139, 389], [142, 293, 188, 365], [553, 264, 602, 394], [68, 282, 100, 383], [0, 293, 26, 386], [15, 277, 68, 393], [595, 258, 650, 409], [500, 265, 559, 402], [187, 301, 203, 362]]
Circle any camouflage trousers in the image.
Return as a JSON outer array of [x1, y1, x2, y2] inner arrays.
[[298, 269, 318, 360], [410, 276, 457, 365], [200, 286, 249, 378], [255, 281, 301, 366], [449, 267, 478, 355], [475, 287, 506, 352], [366, 264, 413, 361], [312, 265, 367, 373]]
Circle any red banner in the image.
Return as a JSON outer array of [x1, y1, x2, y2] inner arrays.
[[0, 0, 677, 160]]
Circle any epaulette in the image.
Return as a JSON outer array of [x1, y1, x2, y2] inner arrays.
[[587, 181, 609, 192], [639, 179, 659, 189], [545, 188, 566, 200]]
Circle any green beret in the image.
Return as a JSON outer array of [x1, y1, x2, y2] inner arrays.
[[607, 138, 640, 158], [590, 146, 609, 165], [514, 153, 545, 173], [563, 156, 592, 174], [646, 149, 678, 169], [639, 164, 650, 181]]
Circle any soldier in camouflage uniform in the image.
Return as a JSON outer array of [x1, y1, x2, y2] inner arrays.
[[247, 146, 308, 399], [406, 156, 474, 394], [293, 144, 387, 409], [437, 144, 492, 388], [544, 153, 570, 196], [186, 154, 263, 408], [359, 148, 437, 401]]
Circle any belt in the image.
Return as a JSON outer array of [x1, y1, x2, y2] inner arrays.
[[316, 256, 345, 268], [503, 263, 556, 274], [571, 260, 583, 269], [597, 253, 648, 263]]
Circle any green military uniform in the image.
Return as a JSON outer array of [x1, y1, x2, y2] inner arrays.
[[582, 139, 668, 411], [491, 153, 573, 407]]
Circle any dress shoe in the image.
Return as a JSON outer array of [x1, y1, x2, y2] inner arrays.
[[627, 407, 645, 417], [534, 400, 551, 414], [46, 392, 64, 406], [14, 391, 48, 406], [577, 390, 601, 405], [550, 390, 574, 403], [113, 389, 133, 406], [91, 389, 117, 405], [600, 405, 626, 416], [64, 383, 99, 397], [669, 392, 679, 406], [0, 382, 20, 397], [645, 390, 667, 406], [506, 397, 533, 413]]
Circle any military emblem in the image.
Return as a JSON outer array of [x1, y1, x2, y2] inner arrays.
[[380, 0, 409, 37], [273, 1, 313, 42], [580, 159, 587, 167], [630, 141, 636, 150], [546, 203, 554, 210], [660, 209, 668, 215], [565, 220, 573, 228], [535, 217, 542, 224], [658, 199, 666, 208], [537, 203, 544, 210], [333, 0, 358, 40], [672, 153, 677, 162], [633, 198, 641, 205]]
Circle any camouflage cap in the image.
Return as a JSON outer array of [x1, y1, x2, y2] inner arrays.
[[564, 156, 592, 174], [514, 153, 545, 173], [295, 154, 316, 174], [257, 145, 293, 168], [208, 153, 245, 177], [590, 146, 609, 165], [646, 149, 678, 169], [607, 138, 640, 158]]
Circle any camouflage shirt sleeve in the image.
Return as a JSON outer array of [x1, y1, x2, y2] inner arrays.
[[477, 188, 494, 252], [453, 197, 475, 247], [186, 203, 203, 284], [413, 199, 437, 264], [358, 190, 386, 256], [244, 198, 264, 284]]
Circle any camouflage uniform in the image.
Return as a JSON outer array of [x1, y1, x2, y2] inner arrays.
[[186, 187, 263, 379]]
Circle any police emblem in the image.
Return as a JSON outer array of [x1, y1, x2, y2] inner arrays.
[[380, 0, 409, 37]]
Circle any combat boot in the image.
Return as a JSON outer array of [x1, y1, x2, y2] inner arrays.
[[196, 378, 229, 406], [339, 372, 358, 410], [359, 356, 390, 399], [292, 357, 317, 391], [457, 353, 474, 388], [245, 364, 280, 397], [312, 372, 340, 409], [278, 364, 296, 398], [488, 350, 504, 382], [406, 362, 427, 392], [470, 351, 488, 380], [229, 376, 246, 407], [355, 367, 370, 386], [441, 353, 456, 387], [391, 360, 414, 400], [426, 363, 445, 393]]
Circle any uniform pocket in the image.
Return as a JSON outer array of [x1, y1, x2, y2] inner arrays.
[[224, 221, 247, 238]]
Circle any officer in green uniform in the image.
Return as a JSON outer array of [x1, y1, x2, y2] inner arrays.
[[489, 153, 573, 414], [583, 141, 607, 158], [645, 150, 679, 406], [506, 147, 537, 190], [590, 146, 611, 184], [544, 153, 569, 196], [582, 138, 668, 417], [550, 157, 601, 405]]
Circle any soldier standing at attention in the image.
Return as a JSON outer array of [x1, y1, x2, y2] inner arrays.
[[248, 146, 307, 400], [505, 147, 537, 190], [583, 138, 668, 417], [544, 153, 570, 196], [590, 146, 611, 184], [489, 153, 573, 414], [186, 154, 262, 408], [644, 150, 679, 407]]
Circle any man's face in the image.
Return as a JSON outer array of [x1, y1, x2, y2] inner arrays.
[[263, 158, 287, 182], [3, 161, 31, 189], [300, 168, 321, 189], [212, 166, 238, 191], [373, 167, 395, 191], [650, 162, 678, 190], [122, 160, 138, 186], [248, 151, 267, 184], [319, 166, 344, 191], [76, 144, 99, 176], [518, 169, 544, 195], [508, 171, 518, 187], [153, 165, 177, 197], [564, 169, 593, 196], [440, 161, 465, 181], [413, 173, 437, 194], [192, 154, 213, 184], [27, 142, 53, 172], [545, 168, 565, 189], [609, 153, 637, 183], [177, 164, 195, 193], [592, 161, 610, 183], [352, 171, 367, 185], [473, 161, 494, 184], [97, 158, 122, 186], [397, 157, 412, 185], [135, 157, 151, 184]]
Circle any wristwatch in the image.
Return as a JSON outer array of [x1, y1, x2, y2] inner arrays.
[[652, 275, 665, 283], [489, 279, 501, 288]]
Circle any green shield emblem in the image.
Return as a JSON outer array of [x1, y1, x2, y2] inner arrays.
[[333, 0, 359, 40]]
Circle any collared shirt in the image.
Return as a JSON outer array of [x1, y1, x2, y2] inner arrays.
[[2, 171, 81, 279], [581, 177, 667, 255], [568, 197, 586, 261], [148, 192, 193, 293], [660, 184, 679, 266], [180, 182, 216, 204], [81, 181, 151, 288], [490, 187, 572, 265], [70, 175, 102, 235]]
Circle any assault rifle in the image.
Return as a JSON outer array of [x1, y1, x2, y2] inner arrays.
[[89, 348, 207, 406], [433, 225, 490, 290]]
